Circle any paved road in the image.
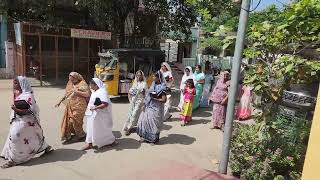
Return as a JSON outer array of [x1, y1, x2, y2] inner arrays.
[[0, 80, 223, 180]]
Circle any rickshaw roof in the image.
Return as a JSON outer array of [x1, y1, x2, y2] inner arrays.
[[99, 49, 165, 57]]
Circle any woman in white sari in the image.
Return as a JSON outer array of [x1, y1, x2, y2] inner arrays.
[[1, 76, 52, 168], [178, 66, 195, 110], [160, 62, 174, 120], [123, 70, 147, 136], [82, 78, 116, 150]]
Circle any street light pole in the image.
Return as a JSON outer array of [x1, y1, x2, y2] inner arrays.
[[218, 0, 251, 174]]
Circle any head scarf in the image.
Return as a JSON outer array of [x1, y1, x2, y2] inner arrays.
[[180, 66, 194, 89], [132, 70, 146, 86], [15, 76, 39, 115], [153, 71, 167, 95], [92, 78, 105, 89], [88, 78, 111, 113], [145, 71, 167, 106], [91, 78, 111, 104], [17, 76, 33, 93], [161, 62, 172, 73], [210, 71, 229, 103], [69, 72, 84, 82]]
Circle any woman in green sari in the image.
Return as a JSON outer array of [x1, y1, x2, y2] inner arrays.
[[193, 65, 205, 111]]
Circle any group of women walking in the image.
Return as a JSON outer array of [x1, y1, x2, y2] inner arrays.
[[1, 61, 252, 169], [0, 66, 171, 168], [178, 62, 252, 130]]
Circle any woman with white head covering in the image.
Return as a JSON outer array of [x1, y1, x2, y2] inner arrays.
[[178, 66, 195, 110], [55, 72, 90, 144], [82, 78, 116, 150], [1, 76, 52, 168], [160, 62, 174, 120], [137, 71, 167, 144], [123, 70, 148, 136]]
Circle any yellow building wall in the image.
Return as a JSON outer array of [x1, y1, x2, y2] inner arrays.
[[302, 85, 320, 180]]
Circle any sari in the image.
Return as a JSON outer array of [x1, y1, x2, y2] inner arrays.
[[85, 78, 115, 148], [180, 87, 196, 122], [1, 76, 50, 165], [193, 71, 205, 110], [137, 73, 167, 143], [123, 71, 148, 132], [209, 72, 229, 129], [60, 72, 90, 141], [236, 85, 252, 120], [178, 66, 195, 110], [200, 73, 213, 108], [161, 62, 174, 120]]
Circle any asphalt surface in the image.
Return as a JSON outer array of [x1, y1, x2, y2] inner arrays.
[[0, 80, 223, 180]]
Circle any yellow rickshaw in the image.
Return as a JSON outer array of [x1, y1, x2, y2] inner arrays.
[[94, 49, 165, 96]]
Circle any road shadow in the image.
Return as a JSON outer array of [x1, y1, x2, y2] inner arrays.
[[23, 148, 86, 166], [167, 117, 180, 122], [158, 134, 196, 145], [94, 138, 141, 153], [162, 123, 173, 131], [170, 90, 181, 107], [113, 131, 122, 139], [167, 118, 210, 126], [188, 119, 211, 126], [192, 108, 212, 118], [111, 96, 129, 104]]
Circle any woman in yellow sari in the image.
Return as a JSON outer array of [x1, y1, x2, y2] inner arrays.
[[56, 72, 90, 143]]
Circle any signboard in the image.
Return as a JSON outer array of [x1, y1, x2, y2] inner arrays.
[[71, 28, 112, 40], [14, 23, 23, 46]]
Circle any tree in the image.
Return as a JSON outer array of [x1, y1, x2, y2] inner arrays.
[[186, 0, 240, 55], [230, 1, 320, 178], [1, 0, 199, 46]]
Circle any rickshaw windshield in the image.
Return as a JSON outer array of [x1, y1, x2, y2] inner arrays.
[[106, 58, 117, 69], [98, 57, 111, 68]]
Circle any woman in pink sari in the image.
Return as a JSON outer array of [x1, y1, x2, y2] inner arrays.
[[209, 72, 230, 130], [236, 85, 252, 120]]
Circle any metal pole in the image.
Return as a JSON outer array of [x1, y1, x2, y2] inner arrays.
[[218, 0, 251, 174], [167, 42, 171, 62], [134, 56, 136, 73]]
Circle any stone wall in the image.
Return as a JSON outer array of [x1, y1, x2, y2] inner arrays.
[[0, 68, 14, 79]]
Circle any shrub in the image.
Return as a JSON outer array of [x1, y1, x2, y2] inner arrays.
[[230, 113, 311, 179]]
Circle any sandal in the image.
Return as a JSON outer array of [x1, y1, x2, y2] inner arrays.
[[139, 137, 146, 142], [81, 144, 93, 151], [1, 161, 15, 169], [108, 141, 119, 147], [124, 129, 131, 136], [44, 146, 54, 154]]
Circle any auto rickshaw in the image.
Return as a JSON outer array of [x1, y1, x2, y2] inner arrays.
[[94, 49, 165, 96]]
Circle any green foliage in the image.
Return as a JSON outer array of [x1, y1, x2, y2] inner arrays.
[[231, 116, 311, 179], [232, 1, 320, 179], [201, 36, 223, 55], [187, 0, 239, 54], [245, 0, 320, 62], [1, 0, 198, 39], [248, 5, 282, 29], [244, 55, 320, 106]]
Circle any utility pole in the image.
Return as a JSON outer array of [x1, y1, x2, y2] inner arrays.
[[219, 0, 251, 174], [167, 42, 171, 62]]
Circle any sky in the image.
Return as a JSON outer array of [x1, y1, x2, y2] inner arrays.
[[252, 0, 291, 11]]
